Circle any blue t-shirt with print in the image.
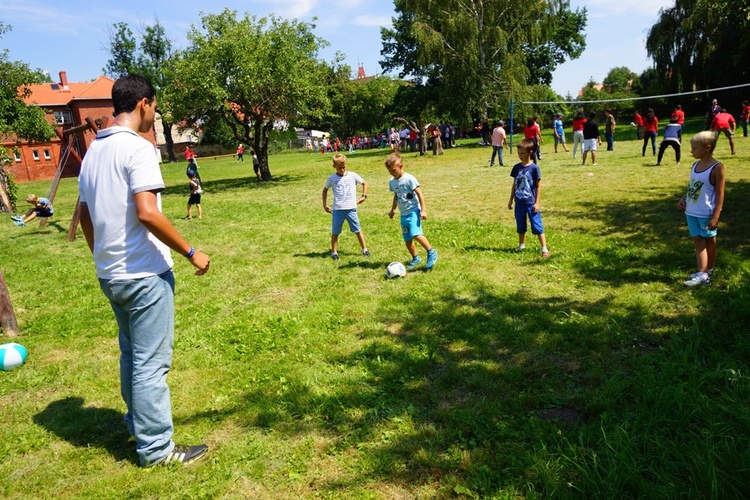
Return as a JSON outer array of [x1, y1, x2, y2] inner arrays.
[[510, 162, 541, 205], [553, 119, 564, 136], [388, 172, 421, 215]]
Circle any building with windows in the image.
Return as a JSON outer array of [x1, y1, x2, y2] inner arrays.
[[2, 71, 157, 183]]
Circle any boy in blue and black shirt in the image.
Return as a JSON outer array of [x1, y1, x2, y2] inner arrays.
[[508, 140, 550, 258]]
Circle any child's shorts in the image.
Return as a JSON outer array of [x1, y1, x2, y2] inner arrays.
[[554, 133, 566, 145], [332, 209, 361, 235], [583, 138, 598, 152], [514, 202, 544, 235], [188, 193, 202, 205], [35, 209, 53, 218], [400, 210, 423, 241], [686, 214, 717, 238]]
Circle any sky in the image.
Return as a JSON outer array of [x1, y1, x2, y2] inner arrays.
[[0, 0, 674, 98]]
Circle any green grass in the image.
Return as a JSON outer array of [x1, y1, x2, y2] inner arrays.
[[2, 123, 750, 498]]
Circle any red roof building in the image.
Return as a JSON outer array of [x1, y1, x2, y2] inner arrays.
[[3, 71, 156, 183]]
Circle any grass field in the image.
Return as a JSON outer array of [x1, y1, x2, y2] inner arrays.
[[2, 123, 750, 498]]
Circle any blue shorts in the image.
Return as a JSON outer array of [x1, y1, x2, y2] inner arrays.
[[400, 210, 423, 242], [332, 209, 361, 235], [514, 202, 544, 235], [686, 214, 717, 238]]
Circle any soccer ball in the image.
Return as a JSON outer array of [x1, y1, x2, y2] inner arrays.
[[0, 343, 28, 371], [386, 261, 406, 279]]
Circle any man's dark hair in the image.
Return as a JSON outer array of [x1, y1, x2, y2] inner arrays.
[[588, 112, 597, 120], [112, 74, 156, 116]]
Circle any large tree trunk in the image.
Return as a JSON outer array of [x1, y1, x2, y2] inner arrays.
[[0, 267, 20, 337], [247, 119, 273, 182], [162, 121, 178, 163]]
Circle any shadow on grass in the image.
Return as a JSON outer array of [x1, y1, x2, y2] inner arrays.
[[33, 396, 135, 464], [163, 174, 302, 196]]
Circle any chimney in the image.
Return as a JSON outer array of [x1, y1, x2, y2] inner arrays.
[[59, 71, 69, 88], [357, 64, 366, 79]]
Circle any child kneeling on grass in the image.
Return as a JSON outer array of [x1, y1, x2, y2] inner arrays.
[[678, 131, 725, 286], [508, 139, 550, 258], [385, 153, 438, 270], [322, 153, 369, 260]]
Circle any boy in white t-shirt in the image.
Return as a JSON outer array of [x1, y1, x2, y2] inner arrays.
[[322, 154, 369, 260]]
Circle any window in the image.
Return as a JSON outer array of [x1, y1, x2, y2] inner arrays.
[[44, 149, 51, 160], [32, 150, 40, 161], [14, 151, 21, 162], [53, 110, 73, 125]]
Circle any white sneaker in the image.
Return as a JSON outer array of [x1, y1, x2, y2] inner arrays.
[[683, 273, 710, 287], [688, 270, 713, 279]]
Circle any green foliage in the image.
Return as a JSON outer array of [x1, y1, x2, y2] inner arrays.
[[171, 9, 332, 181], [102, 22, 136, 78], [381, 0, 587, 120], [0, 23, 55, 207], [327, 73, 401, 138], [646, 0, 750, 92]]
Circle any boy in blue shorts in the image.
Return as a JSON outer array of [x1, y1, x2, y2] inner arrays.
[[508, 140, 550, 258], [386, 153, 438, 270], [322, 153, 369, 260], [12, 194, 54, 227], [677, 131, 725, 286]]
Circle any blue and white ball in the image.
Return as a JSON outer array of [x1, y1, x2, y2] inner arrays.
[[386, 261, 406, 279], [0, 343, 28, 371]]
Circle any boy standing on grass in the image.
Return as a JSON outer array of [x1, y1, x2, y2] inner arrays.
[[386, 153, 438, 271], [678, 131, 726, 286], [11, 194, 53, 227], [322, 153, 370, 261], [508, 139, 550, 258], [184, 173, 202, 220]]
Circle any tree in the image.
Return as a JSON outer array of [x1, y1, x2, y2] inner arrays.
[[381, 0, 587, 122], [171, 9, 331, 181], [646, 0, 750, 93], [0, 22, 55, 212], [104, 20, 181, 162], [324, 65, 400, 139], [603, 67, 639, 93], [0, 21, 54, 337]]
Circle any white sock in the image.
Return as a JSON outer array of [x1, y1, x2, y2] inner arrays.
[[541, 246, 548, 253], [517, 244, 525, 249]]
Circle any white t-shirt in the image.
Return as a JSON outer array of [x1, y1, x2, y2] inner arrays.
[[78, 126, 173, 280], [388, 172, 421, 215], [325, 171, 364, 210]]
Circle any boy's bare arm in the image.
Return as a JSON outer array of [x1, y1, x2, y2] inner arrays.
[[389, 194, 398, 218], [708, 163, 726, 229], [533, 180, 542, 213], [508, 183, 515, 209], [357, 180, 367, 204], [322, 187, 331, 212], [414, 186, 427, 219]]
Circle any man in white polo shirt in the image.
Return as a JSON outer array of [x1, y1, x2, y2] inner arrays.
[[78, 74, 211, 466]]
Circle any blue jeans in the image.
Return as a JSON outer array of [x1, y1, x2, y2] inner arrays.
[[99, 270, 175, 466], [490, 145, 504, 166]]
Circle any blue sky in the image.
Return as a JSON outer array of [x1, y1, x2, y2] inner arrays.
[[0, 0, 673, 98]]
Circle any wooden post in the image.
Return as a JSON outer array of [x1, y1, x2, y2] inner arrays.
[[0, 267, 19, 337]]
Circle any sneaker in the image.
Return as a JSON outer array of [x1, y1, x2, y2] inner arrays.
[[514, 245, 525, 252], [362, 249, 370, 257], [10, 215, 22, 221], [155, 444, 209, 465], [683, 273, 710, 287], [331, 252, 339, 261], [592, 162, 597, 166], [183, 216, 192, 220], [542, 250, 551, 259], [406, 255, 422, 271], [425, 249, 438, 270], [13, 220, 25, 227], [689, 270, 713, 279]]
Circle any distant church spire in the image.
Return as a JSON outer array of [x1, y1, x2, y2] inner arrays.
[[357, 63, 366, 79]]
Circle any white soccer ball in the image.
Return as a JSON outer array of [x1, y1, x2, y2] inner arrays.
[[0, 342, 28, 371], [386, 261, 406, 279]]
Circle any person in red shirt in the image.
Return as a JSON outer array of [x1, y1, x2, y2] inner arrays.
[[642, 109, 659, 157], [571, 111, 586, 159], [740, 100, 750, 138], [711, 108, 737, 155], [633, 110, 644, 140], [523, 116, 542, 162], [671, 105, 685, 125]]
